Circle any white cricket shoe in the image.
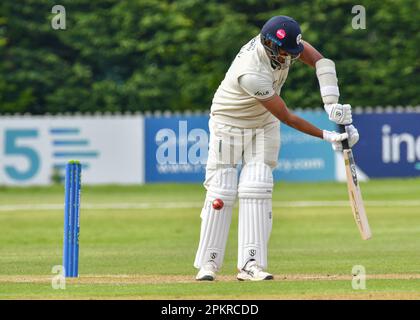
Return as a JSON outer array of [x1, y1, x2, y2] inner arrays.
[[195, 262, 217, 281], [237, 260, 273, 281]]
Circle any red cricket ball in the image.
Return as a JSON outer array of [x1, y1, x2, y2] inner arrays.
[[212, 199, 224, 210]]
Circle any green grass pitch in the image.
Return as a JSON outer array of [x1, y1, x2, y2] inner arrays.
[[1, 178, 420, 299]]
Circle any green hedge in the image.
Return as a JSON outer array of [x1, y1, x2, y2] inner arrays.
[[0, 0, 418, 114]]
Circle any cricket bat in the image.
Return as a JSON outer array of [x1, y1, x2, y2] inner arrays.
[[339, 125, 372, 240]]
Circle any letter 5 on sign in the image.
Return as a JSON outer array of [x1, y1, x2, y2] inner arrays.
[[5, 129, 40, 181]]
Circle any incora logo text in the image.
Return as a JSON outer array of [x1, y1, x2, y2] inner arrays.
[[382, 125, 420, 163]]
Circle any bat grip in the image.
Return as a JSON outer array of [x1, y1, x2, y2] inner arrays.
[[339, 125, 350, 150]]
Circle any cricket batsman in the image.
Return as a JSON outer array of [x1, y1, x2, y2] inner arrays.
[[194, 16, 359, 281]]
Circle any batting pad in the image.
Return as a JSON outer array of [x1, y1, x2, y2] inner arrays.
[[237, 162, 273, 270], [194, 167, 237, 270]]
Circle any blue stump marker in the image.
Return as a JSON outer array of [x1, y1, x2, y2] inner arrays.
[[68, 164, 75, 276], [63, 161, 82, 278], [73, 163, 81, 277], [63, 164, 71, 277]]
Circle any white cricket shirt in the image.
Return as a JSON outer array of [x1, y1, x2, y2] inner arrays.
[[210, 34, 289, 128]]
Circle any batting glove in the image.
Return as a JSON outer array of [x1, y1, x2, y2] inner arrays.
[[324, 103, 352, 125], [322, 130, 348, 144], [331, 125, 360, 151]]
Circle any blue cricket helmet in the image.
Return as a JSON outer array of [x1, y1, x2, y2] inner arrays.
[[260, 16, 304, 68]]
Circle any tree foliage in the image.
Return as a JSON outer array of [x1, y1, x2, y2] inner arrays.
[[0, 0, 418, 114]]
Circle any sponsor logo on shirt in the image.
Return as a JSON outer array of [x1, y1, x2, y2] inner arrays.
[[254, 90, 270, 96]]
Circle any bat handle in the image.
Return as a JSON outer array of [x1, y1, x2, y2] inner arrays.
[[339, 125, 350, 150]]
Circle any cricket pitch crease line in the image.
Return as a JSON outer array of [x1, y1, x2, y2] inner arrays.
[[1, 200, 420, 212], [1, 274, 420, 284]]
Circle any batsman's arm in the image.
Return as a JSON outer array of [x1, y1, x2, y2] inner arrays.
[[299, 41, 354, 126], [260, 94, 322, 138], [299, 41, 323, 67], [260, 94, 347, 145]]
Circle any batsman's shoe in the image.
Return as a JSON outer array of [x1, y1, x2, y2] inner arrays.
[[196, 262, 217, 281], [237, 260, 273, 281]]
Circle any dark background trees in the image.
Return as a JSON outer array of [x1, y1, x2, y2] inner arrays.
[[0, 0, 418, 114]]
